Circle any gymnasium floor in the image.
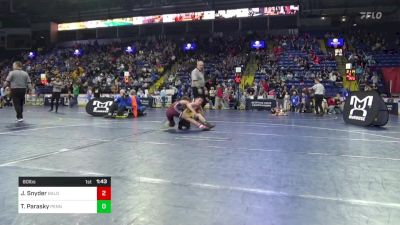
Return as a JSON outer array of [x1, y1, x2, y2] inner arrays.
[[0, 106, 399, 225]]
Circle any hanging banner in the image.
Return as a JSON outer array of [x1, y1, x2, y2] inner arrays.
[[382, 67, 400, 93]]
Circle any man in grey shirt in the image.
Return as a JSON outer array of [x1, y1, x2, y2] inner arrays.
[[3, 61, 31, 121], [191, 61, 206, 107]]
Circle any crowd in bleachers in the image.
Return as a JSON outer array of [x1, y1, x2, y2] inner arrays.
[[0, 36, 177, 98], [163, 33, 249, 107], [1, 30, 398, 112], [256, 34, 340, 82], [343, 30, 400, 93], [248, 34, 343, 113]]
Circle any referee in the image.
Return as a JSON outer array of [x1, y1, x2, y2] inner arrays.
[[191, 60, 206, 107], [311, 78, 325, 116], [3, 61, 31, 122]]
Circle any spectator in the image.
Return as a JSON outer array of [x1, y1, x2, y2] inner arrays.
[[283, 87, 291, 111], [0, 86, 4, 108], [336, 73, 343, 83], [105, 89, 132, 118], [299, 91, 307, 113], [170, 85, 178, 103], [160, 87, 167, 108], [130, 90, 146, 117], [271, 106, 287, 116], [261, 80, 269, 94], [208, 86, 216, 109], [3, 87, 12, 107], [291, 91, 300, 112], [86, 86, 93, 101], [327, 97, 338, 114], [364, 83, 373, 91], [48, 76, 64, 113], [93, 85, 102, 98], [329, 72, 337, 82], [371, 73, 379, 86], [333, 93, 343, 114], [137, 88, 144, 98], [69, 83, 80, 107], [215, 84, 224, 110]]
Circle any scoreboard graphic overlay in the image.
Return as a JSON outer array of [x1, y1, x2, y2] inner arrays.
[[18, 177, 111, 213]]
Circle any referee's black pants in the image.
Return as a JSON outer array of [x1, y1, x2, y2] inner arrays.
[[314, 94, 324, 114], [50, 92, 61, 112], [11, 88, 26, 119], [192, 87, 207, 107]]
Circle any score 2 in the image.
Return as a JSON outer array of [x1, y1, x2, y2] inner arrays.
[[97, 186, 111, 200]]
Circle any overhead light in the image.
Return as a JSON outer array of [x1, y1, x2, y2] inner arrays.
[[341, 17, 346, 22], [28, 51, 36, 59], [73, 49, 82, 57], [353, 23, 357, 27], [321, 16, 326, 20]]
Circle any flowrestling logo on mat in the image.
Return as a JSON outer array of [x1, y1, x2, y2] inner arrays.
[[348, 96, 374, 121], [93, 100, 113, 113]]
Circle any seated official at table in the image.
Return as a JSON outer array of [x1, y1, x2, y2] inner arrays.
[[105, 89, 131, 118], [130, 90, 146, 117]]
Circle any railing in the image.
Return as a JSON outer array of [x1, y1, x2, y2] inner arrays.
[[240, 54, 257, 90], [149, 62, 177, 94]]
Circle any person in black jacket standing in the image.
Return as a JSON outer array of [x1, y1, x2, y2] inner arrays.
[[93, 84, 102, 98], [3, 61, 31, 122]]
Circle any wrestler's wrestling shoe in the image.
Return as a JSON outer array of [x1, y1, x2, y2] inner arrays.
[[203, 121, 215, 129], [168, 120, 175, 127], [178, 123, 190, 130], [199, 124, 211, 131], [178, 124, 190, 130]]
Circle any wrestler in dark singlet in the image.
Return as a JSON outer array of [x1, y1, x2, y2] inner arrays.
[[166, 100, 187, 127]]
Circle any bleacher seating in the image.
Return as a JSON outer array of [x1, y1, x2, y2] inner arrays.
[[254, 34, 341, 97], [371, 53, 400, 67]]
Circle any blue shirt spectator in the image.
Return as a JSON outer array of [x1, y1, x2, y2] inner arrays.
[[115, 94, 132, 108], [291, 94, 300, 106]]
